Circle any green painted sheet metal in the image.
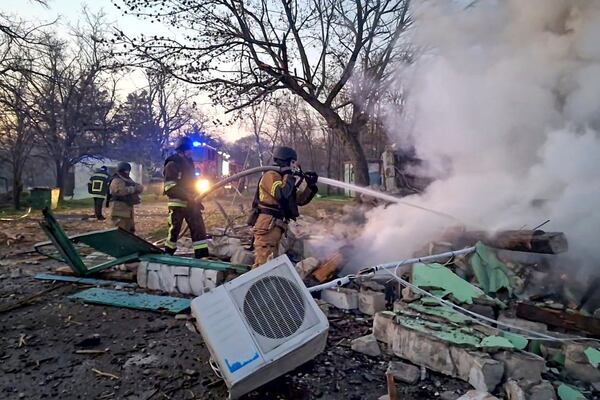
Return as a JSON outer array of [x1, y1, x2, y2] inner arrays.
[[584, 347, 600, 368], [412, 263, 486, 304], [73, 229, 163, 258], [35, 273, 137, 288], [502, 331, 528, 350], [39, 209, 88, 275], [68, 288, 191, 314], [470, 242, 513, 296], [552, 351, 566, 366], [395, 312, 482, 347], [479, 336, 515, 350], [140, 254, 249, 274], [408, 303, 470, 324], [557, 384, 587, 400]]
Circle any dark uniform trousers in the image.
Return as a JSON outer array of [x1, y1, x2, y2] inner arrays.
[[93, 198, 104, 219], [166, 205, 209, 258]]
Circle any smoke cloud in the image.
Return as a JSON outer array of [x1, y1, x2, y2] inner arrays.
[[351, 0, 600, 275]]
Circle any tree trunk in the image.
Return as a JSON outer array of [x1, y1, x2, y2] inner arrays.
[[55, 161, 68, 203], [12, 168, 22, 210], [345, 128, 370, 186]]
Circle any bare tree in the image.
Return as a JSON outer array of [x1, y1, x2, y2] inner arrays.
[[0, 63, 37, 209], [116, 66, 204, 172], [27, 11, 122, 200], [116, 0, 412, 185]]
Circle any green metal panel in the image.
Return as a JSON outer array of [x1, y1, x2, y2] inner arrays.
[[69, 288, 191, 314], [72, 229, 163, 258], [34, 273, 137, 288], [39, 209, 88, 275], [140, 254, 249, 274]]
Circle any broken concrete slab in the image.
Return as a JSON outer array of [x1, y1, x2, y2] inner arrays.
[[504, 379, 526, 400], [528, 380, 557, 400], [230, 247, 254, 266], [373, 311, 396, 344], [386, 360, 420, 384], [295, 257, 320, 279], [390, 318, 503, 391], [351, 334, 381, 357], [456, 391, 498, 400], [564, 342, 600, 383], [321, 287, 358, 310], [207, 236, 242, 259], [359, 290, 386, 315], [492, 351, 546, 387]]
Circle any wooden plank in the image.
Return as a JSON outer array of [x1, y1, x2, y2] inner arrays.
[[446, 229, 568, 254], [516, 302, 600, 337], [312, 252, 344, 283]]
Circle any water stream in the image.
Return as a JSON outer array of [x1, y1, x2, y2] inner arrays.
[[318, 177, 459, 222]]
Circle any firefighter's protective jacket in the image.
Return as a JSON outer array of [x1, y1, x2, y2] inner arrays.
[[109, 173, 142, 218], [256, 170, 317, 221], [163, 153, 196, 208], [88, 169, 109, 199]]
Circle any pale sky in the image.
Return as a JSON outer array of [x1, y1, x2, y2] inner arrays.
[[2, 0, 247, 142]]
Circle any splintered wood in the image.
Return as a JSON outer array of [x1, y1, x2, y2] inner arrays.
[[312, 252, 345, 283]]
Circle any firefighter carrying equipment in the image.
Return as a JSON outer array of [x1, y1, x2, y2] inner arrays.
[[163, 151, 209, 258], [88, 167, 109, 199]]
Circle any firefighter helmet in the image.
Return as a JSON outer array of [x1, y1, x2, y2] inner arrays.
[[117, 162, 132, 173], [175, 136, 194, 152], [272, 146, 298, 163]]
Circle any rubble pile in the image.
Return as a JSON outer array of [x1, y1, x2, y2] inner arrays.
[[317, 232, 600, 400]]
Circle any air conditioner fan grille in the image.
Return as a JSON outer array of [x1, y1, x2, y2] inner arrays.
[[243, 276, 306, 339]]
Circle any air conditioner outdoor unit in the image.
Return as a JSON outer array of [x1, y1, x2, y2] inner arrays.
[[191, 255, 329, 399]]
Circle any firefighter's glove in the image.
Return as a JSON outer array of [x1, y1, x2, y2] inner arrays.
[[304, 171, 318, 186], [280, 167, 293, 176]]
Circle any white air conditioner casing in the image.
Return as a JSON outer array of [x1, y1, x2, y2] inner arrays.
[[191, 255, 329, 399]]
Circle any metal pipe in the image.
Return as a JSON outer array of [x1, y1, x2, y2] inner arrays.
[[196, 166, 281, 201], [307, 246, 476, 292]]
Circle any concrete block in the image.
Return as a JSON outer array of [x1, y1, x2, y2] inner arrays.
[[158, 265, 176, 293], [387, 360, 420, 384], [204, 270, 223, 290], [504, 380, 526, 400], [351, 334, 381, 357], [373, 311, 396, 344], [497, 315, 548, 334], [361, 281, 386, 292], [456, 391, 498, 400], [321, 288, 358, 310], [492, 351, 545, 386], [564, 358, 600, 383], [451, 347, 504, 392], [391, 320, 503, 392], [230, 248, 254, 266], [208, 236, 242, 259], [528, 380, 556, 400], [359, 290, 386, 315], [189, 268, 206, 295], [295, 257, 320, 279]]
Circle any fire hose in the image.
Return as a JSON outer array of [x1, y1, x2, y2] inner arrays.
[[196, 166, 281, 201]]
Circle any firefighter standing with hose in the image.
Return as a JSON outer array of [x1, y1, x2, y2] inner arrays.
[[249, 146, 319, 268], [163, 137, 209, 258], [88, 166, 109, 220]]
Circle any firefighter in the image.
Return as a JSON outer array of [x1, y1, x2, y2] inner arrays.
[[163, 137, 209, 258], [88, 166, 109, 220], [250, 146, 319, 268], [108, 162, 144, 233]]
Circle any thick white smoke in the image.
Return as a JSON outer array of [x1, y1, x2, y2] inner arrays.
[[352, 0, 600, 275]]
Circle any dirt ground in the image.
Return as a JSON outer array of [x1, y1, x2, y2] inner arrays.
[[0, 199, 470, 400]]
